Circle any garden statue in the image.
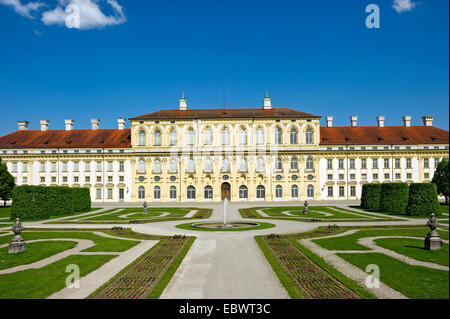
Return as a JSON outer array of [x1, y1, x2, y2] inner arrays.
[[143, 201, 148, 215], [303, 201, 309, 214], [8, 218, 27, 254], [425, 213, 442, 250]]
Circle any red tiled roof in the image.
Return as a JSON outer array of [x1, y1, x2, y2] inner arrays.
[[129, 108, 321, 120], [320, 126, 449, 145], [0, 129, 131, 149]]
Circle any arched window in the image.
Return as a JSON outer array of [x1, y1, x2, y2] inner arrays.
[[290, 157, 298, 171], [291, 185, 298, 199], [307, 184, 314, 199], [204, 127, 212, 145], [290, 128, 298, 144], [138, 159, 145, 173], [257, 157, 265, 172], [239, 157, 247, 172], [138, 186, 145, 199], [274, 127, 282, 145], [204, 186, 213, 199], [138, 130, 146, 146], [306, 128, 313, 144], [169, 159, 177, 172], [275, 185, 283, 199], [256, 185, 265, 199], [154, 186, 161, 199], [154, 159, 161, 173], [170, 186, 177, 199], [187, 186, 196, 199], [239, 185, 248, 199], [256, 127, 264, 145], [239, 127, 247, 145], [187, 129, 195, 145], [154, 129, 161, 146], [187, 158, 195, 173], [222, 157, 230, 172], [204, 158, 212, 172], [169, 129, 177, 146], [222, 128, 230, 145], [306, 157, 314, 170], [275, 158, 282, 171]]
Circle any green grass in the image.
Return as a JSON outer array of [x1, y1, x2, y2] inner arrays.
[[254, 236, 304, 299], [82, 207, 192, 221], [0, 254, 116, 298], [0, 241, 77, 270], [0, 207, 11, 218], [375, 238, 449, 267], [148, 237, 195, 299], [440, 203, 449, 214], [338, 252, 449, 299], [0, 231, 139, 252], [261, 206, 373, 219], [313, 227, 449, 251], [175, 221, 276, 231]]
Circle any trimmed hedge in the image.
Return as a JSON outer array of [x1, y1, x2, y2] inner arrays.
[[379, 183, 409, 214], [406, 183, 440, 217], [11, 185, 91, 221], [360, 184, 381, 211]]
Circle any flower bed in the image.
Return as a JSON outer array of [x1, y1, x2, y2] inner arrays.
[[262, 235, 359, 299], [91, 236, 191, 299]]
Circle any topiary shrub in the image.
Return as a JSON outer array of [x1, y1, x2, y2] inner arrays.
[[406, 183, 440, 216], [379, 183, 409, 214], [360, 184, 381, 211], [71, 188, 91, 213]]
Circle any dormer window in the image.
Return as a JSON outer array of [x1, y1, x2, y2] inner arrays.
[[377, 137, 384, 142], [322, 138, 328, 142], [345, 137, 351, 142], [431, 137, 438, 141], [402, 136, 409, 141]]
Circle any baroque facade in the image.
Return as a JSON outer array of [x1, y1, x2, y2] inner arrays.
[[0, 95, 448, 203]]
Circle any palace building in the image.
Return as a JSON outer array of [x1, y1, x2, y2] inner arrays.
[[0, 95, 448, 203]]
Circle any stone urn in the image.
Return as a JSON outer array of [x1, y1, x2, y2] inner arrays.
[[425, 213, 442, 250], [142, 201, 148, 215], [8, 218, 27, 254], [303, 201, 309, 214]]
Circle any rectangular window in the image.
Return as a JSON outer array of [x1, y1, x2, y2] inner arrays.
[[108, 176, 113, 182], [40, 177, 45, 183], [96, 162, 102, 172], [361, 159, 366, 169], [119, 161, 124, 172], [85, 162, 91, 172], [424, 173, 429, 179], [372, 159, 378, 169], [51, 162, 56, 172], [349, 159, 355, 169], [384, 173, 390, 179], [62, 177, 67, 183], [107, 188, 113, 199], [339, 186, 344, 197], [350, 186, 356, 197], [362, 173, 367, 179], [407, 173, 412, 179], [338, 159, 344, 169], [12, 162, 17, 172], [395, 159, 400, 169], [424, 158, 429, 168], [22, 162, 28, 172], [108, 161, 113, 171], [119, 176, 124, 182], [327, 174, 333, 180], [85, 176, 90, 183], [435, 158, 440, 168], [51, 177, 56, 183], [350, 174, 355, 180], [74, 162, 79, 172], [96, 189, 102, 199], [74, 176, 79, 182], [406, 159, 412, 169], [22, 177, 28, 184], [40, 162, 46, 172], [327, 186, 333, 197], [339, 174, 344, 180], [373, 173, 378, 179], [327, 159, 333, 169], [62, 162, 68, 172], [384, 158, 389, 169], [97, 176, 101, 182], [395, 173, 401, 179]]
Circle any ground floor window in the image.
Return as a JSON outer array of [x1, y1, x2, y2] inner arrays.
[[107, 188, 113, 199], [187, 186, 196, 199], [256, 185, 265, 199], [154, 186, 161, 199], [119, 188, 124, 200], [138, 186, 145, 199], [170, 186, 177, 199], [204, 186, 213, 199], [350, 186, 356, 197], [275, 185, 282, 199], [339, 186, 345, 197], [291, 185, 298, 198], [239, 185, 248, 199], [96, 188, 102, 199], [307, 185, 314, 199], [327, 186, 333, 197]]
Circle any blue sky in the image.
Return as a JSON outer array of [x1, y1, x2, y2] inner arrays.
[[0, 0, 448, 135]]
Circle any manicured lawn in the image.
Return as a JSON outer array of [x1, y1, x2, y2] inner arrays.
[[0, 254, 116, 298], [0, 231, 139, 252], [175, 221, 276, 231], [0, 241, 77, 270], [375, 237, 449, 267], [0, 207, 11, 218], [440, 204, 449, 214], [338, 252, 449, 299], [313, 227, 449, 251], [261, 206, 373, 219]]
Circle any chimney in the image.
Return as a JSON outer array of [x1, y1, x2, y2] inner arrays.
[[263, 91, 272, 110], [350, 116, 358, 127], [91, 118, 100, 130], [179, 93, 187, 110], [64, 119, 74, 131], [422, 116, 434, 126], [117, 118, 126, 130], [403, 116, 411, 127], [17, 121, 29, 131], [40, 120, 50, 131], [376, 116, 385, 128], [325, 116, 333, 128]]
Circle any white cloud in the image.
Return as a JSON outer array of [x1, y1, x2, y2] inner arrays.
[[0, 0, 45, 18], [41, 0, 126, 29], [393, 0, 417, 13]]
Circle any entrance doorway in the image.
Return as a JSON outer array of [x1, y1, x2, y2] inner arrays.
[[221, 183, 231, 200]]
